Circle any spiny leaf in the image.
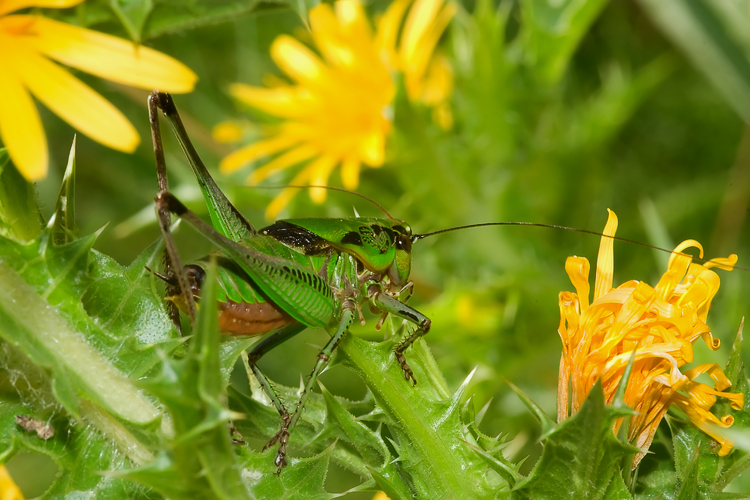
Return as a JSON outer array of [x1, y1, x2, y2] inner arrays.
[[319, 382, 389, 470], [0, 261, 161, 426], [339, 334, 510, 499], [228, 381, 375, 478], [50, 138, 78, 246], [504, 377, 556, 437], [239, 445, 336, 499], [514, 381, 635, 499], [120, 259, 253, 499], [676, 444, 700, 500]]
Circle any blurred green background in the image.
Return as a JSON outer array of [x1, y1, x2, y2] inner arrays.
[[7, 0, 750, 496]]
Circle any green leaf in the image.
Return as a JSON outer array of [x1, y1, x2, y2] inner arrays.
[[229, 377, 376, 479], [285, 0, 318, 28], [520, 0, 608, 84], [118, 258, 253, 499], [514, 382, 636, 499], [0, 148, 41, 243], [143, 0, 272, 40], [110, 0, 154, 42], [238, 445, 336, 499], [50, 136, 78, 246], [319, 382, 389, 468], [504, 378, 556, 438], [636, 0, 750, 123], [676, 444, 700, 500], [58, 0, 281, 41], [0, 259, 162, 426], [339, 335, 510, 499]]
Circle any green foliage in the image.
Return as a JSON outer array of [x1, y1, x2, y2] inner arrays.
[[4, 0, 750, 498], [636, 0, 750, 123]]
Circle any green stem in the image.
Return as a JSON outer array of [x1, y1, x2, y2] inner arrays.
[[339, 333, 491, 499]]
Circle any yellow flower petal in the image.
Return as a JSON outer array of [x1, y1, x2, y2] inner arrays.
[[220, 135, 301, 173], [310, 4, 356, 69], [704, 254, 738, 271], [0, 39, 48, 181], [9, 44, 138, 152], [375, 0, 411, 63], [0, 465, 24, 500], [265, 168, 312, 219], [594, 209, 618, 301], [248, 145, 318, 184], [212, 121, 244, 144], [359, 128, 386, 166], [421, 53, 453, 106], [402, 2, 456, 100], [340, 156, 360, 189], [229, 83, 307, 118], [307, 155, 338, 203], [564, 256, 590, 311], [0, 0, 82, 16], [400, 0, 443, 65], [18, 16, 196, 92], [271, 35, 327, 86]]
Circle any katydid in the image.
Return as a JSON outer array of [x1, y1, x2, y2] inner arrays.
[[148, 91, 428, 472], [146, 91, 740, 473]]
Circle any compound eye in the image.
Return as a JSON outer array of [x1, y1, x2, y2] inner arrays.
[[395, 234, 412, 252]]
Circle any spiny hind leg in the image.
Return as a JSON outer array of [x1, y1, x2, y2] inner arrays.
[[149, 92, 196, 327], [271, 304, 355, 473], [245, 324, 306, 470], [368, 286, 431, 386]]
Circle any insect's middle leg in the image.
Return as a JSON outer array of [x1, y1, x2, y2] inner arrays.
[[369, 288, 431, 385]]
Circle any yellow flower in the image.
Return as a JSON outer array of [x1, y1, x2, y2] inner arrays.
[[0, 465, 24, 500], [219, 0, 455, 218], [0, 0, 197, 181], [557, 209, 743, 466]]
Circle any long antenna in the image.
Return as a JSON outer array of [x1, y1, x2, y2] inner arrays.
[[243, 184, 393, 219], [413, 222, 745, 272]]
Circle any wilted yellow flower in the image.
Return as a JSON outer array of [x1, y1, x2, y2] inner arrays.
[[0, 0, 197, 181], [557, 209, 742, 466], [220, 0, 455, 218], [0, 465, 24, 500]]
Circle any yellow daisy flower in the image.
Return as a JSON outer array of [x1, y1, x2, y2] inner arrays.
[[0, 0, 197, 181], [557, 209, 743, 467], [219, 0, 455, 218], [0, 465, 24, 500]]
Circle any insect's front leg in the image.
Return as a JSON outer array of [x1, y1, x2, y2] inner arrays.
[[367, 285, 431, 386]]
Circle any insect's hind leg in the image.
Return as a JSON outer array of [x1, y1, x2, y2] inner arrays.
[[369, 288, 431, 386], [245, 324, 306, 459], [149, 92, 194, 328], [269, 304, 356, 473]]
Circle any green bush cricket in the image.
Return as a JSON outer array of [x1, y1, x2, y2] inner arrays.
[[146, 91, 743, 474], [148, 91, 431, 472]]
